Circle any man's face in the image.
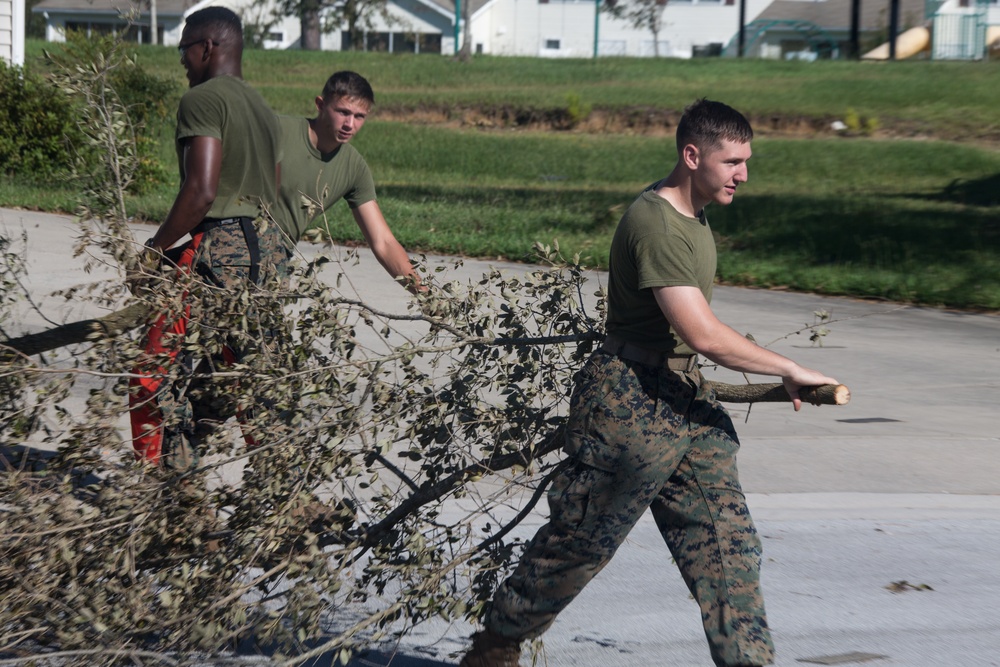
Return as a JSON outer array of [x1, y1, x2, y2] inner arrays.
[[178, 27, 211, 87], [691, 138, 751, 208], [314, 95, 370, 147]]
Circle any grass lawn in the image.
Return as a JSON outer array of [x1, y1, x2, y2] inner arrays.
[[5, 41, 1000, 310]]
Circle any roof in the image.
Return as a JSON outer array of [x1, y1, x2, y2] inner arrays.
[[421, 0, 492, 18], [32, 0, 203, 18], [32, 0, 491, 20], [752, 0, 928, 32]]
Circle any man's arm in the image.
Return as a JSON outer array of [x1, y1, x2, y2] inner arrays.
[[653, 285, 838, 411], [351, 200, 423, 293], [148, 136, 223, 251]]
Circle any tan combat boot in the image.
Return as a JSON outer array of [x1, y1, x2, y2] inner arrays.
[[459, 631, 521, 667]]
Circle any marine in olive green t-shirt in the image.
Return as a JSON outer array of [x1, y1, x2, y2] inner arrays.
[[273, 114, 377, 243], [175, 75, 281, 220], [605, 184, 717, 355]]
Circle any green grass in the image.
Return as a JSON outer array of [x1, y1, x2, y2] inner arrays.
[[351, 125, 1000, 309], [23, 40, 1000, 138], [7, 40, 1000, 310]]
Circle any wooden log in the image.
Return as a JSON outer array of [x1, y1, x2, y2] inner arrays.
[[1, 302, 150, 359], [707, 381, 850, 406], [0, 305, 850, 408]]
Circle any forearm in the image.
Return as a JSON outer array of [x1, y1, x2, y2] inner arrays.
[[654, 286, 838, 410], [693, 324, 799, 377], [655, 285, 799, 378], [372, 238, 422, 293], [150, 189, 213, 251], [149, 136, 221, 251], [353, 202, 423, 293]]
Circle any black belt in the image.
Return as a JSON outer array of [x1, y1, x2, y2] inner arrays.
[[600, 334, 698, 372], [192, 216, 261, 284]]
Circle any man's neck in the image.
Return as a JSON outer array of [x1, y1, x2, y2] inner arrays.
[[207, 62, 242, 82], [307, 118, 343, 154], [652, 169, 705, 218]]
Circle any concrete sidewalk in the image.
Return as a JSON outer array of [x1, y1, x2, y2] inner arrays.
[[2, 208, 999, 667]]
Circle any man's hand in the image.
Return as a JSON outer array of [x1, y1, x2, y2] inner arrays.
[[126, 242, 162, 297], [417, 287, 460, 322], [781, 366, 840, 412]]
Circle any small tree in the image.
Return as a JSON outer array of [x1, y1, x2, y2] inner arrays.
[[0, 24, 848, 667], [240, 3, 285, 49], [263, 0, 397, 51], [457, 0, 473, 62], [1, 27, 604, 666], [604, 0, 669, 57]]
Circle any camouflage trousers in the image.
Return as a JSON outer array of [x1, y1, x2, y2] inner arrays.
[[485, 350, 775, 667], [130, 217, 292, 473]]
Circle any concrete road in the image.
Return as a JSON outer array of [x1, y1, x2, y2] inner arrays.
[[2, 208, 999, 667]]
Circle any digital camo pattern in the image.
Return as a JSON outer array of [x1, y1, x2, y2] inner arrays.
[[159, 218, 290, 473], [485, 350, 775, 667]]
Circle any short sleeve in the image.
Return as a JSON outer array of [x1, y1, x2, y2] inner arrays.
[[176, 87, 225, 142], [634, 230, 699, 290], [344, 157, 377, 209]]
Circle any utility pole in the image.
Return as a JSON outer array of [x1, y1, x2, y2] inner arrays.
[[150, 0, 158, 45], [737, 0, 746, 56], [888, 0, 900, 59], [849, 0, 860, 58], [593, 0, 600, 58]]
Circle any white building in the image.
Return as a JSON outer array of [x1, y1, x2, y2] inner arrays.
[[2, 0, 25, 64], [33, 0, 196, 45], [469, 0, 771, 58], [32, 0, 773, 59]]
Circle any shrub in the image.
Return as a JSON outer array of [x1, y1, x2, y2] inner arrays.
[[842, 107, 879, 137], [0, 60, 88, 182], [45, 31, 177, 194], [564, 91, 592, 129]]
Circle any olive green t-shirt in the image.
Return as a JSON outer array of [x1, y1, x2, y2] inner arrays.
[[273, 115, 377, 242], [175, 75, 281, 220], [605, 186, 717, 354]]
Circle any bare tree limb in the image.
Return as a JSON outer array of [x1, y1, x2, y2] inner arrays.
[[0, 302, 149, 358], [0, 303, 850, 407], [708, 381, 850, 405]]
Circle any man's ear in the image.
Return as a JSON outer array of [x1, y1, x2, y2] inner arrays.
[[681, 143, 700, 170], [315, 95, 325, 113]]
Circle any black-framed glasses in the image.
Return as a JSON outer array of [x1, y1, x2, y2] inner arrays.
[[178, 39, 218, 56]]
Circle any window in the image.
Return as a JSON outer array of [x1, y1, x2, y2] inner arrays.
[[341, 31, 442, 54], [266, 31, 283, 42], [544, 38, 561, 49]]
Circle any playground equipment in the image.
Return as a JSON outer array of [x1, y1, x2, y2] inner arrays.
[[730, 0, 996, 60], [861, 25, 932, 59], [862, 21, 998, 60]]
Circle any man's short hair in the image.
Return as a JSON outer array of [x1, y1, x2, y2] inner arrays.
[[676, 98, 753, 154], [184, 6, 243, 46], [321, 71, 375, 106]]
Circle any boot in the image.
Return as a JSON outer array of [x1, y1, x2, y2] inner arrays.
[[459, 630, 521, 667]]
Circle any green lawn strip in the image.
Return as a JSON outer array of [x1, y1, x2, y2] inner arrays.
[[8, 43, 1000, 309], [23, 40, 1000, 140]]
